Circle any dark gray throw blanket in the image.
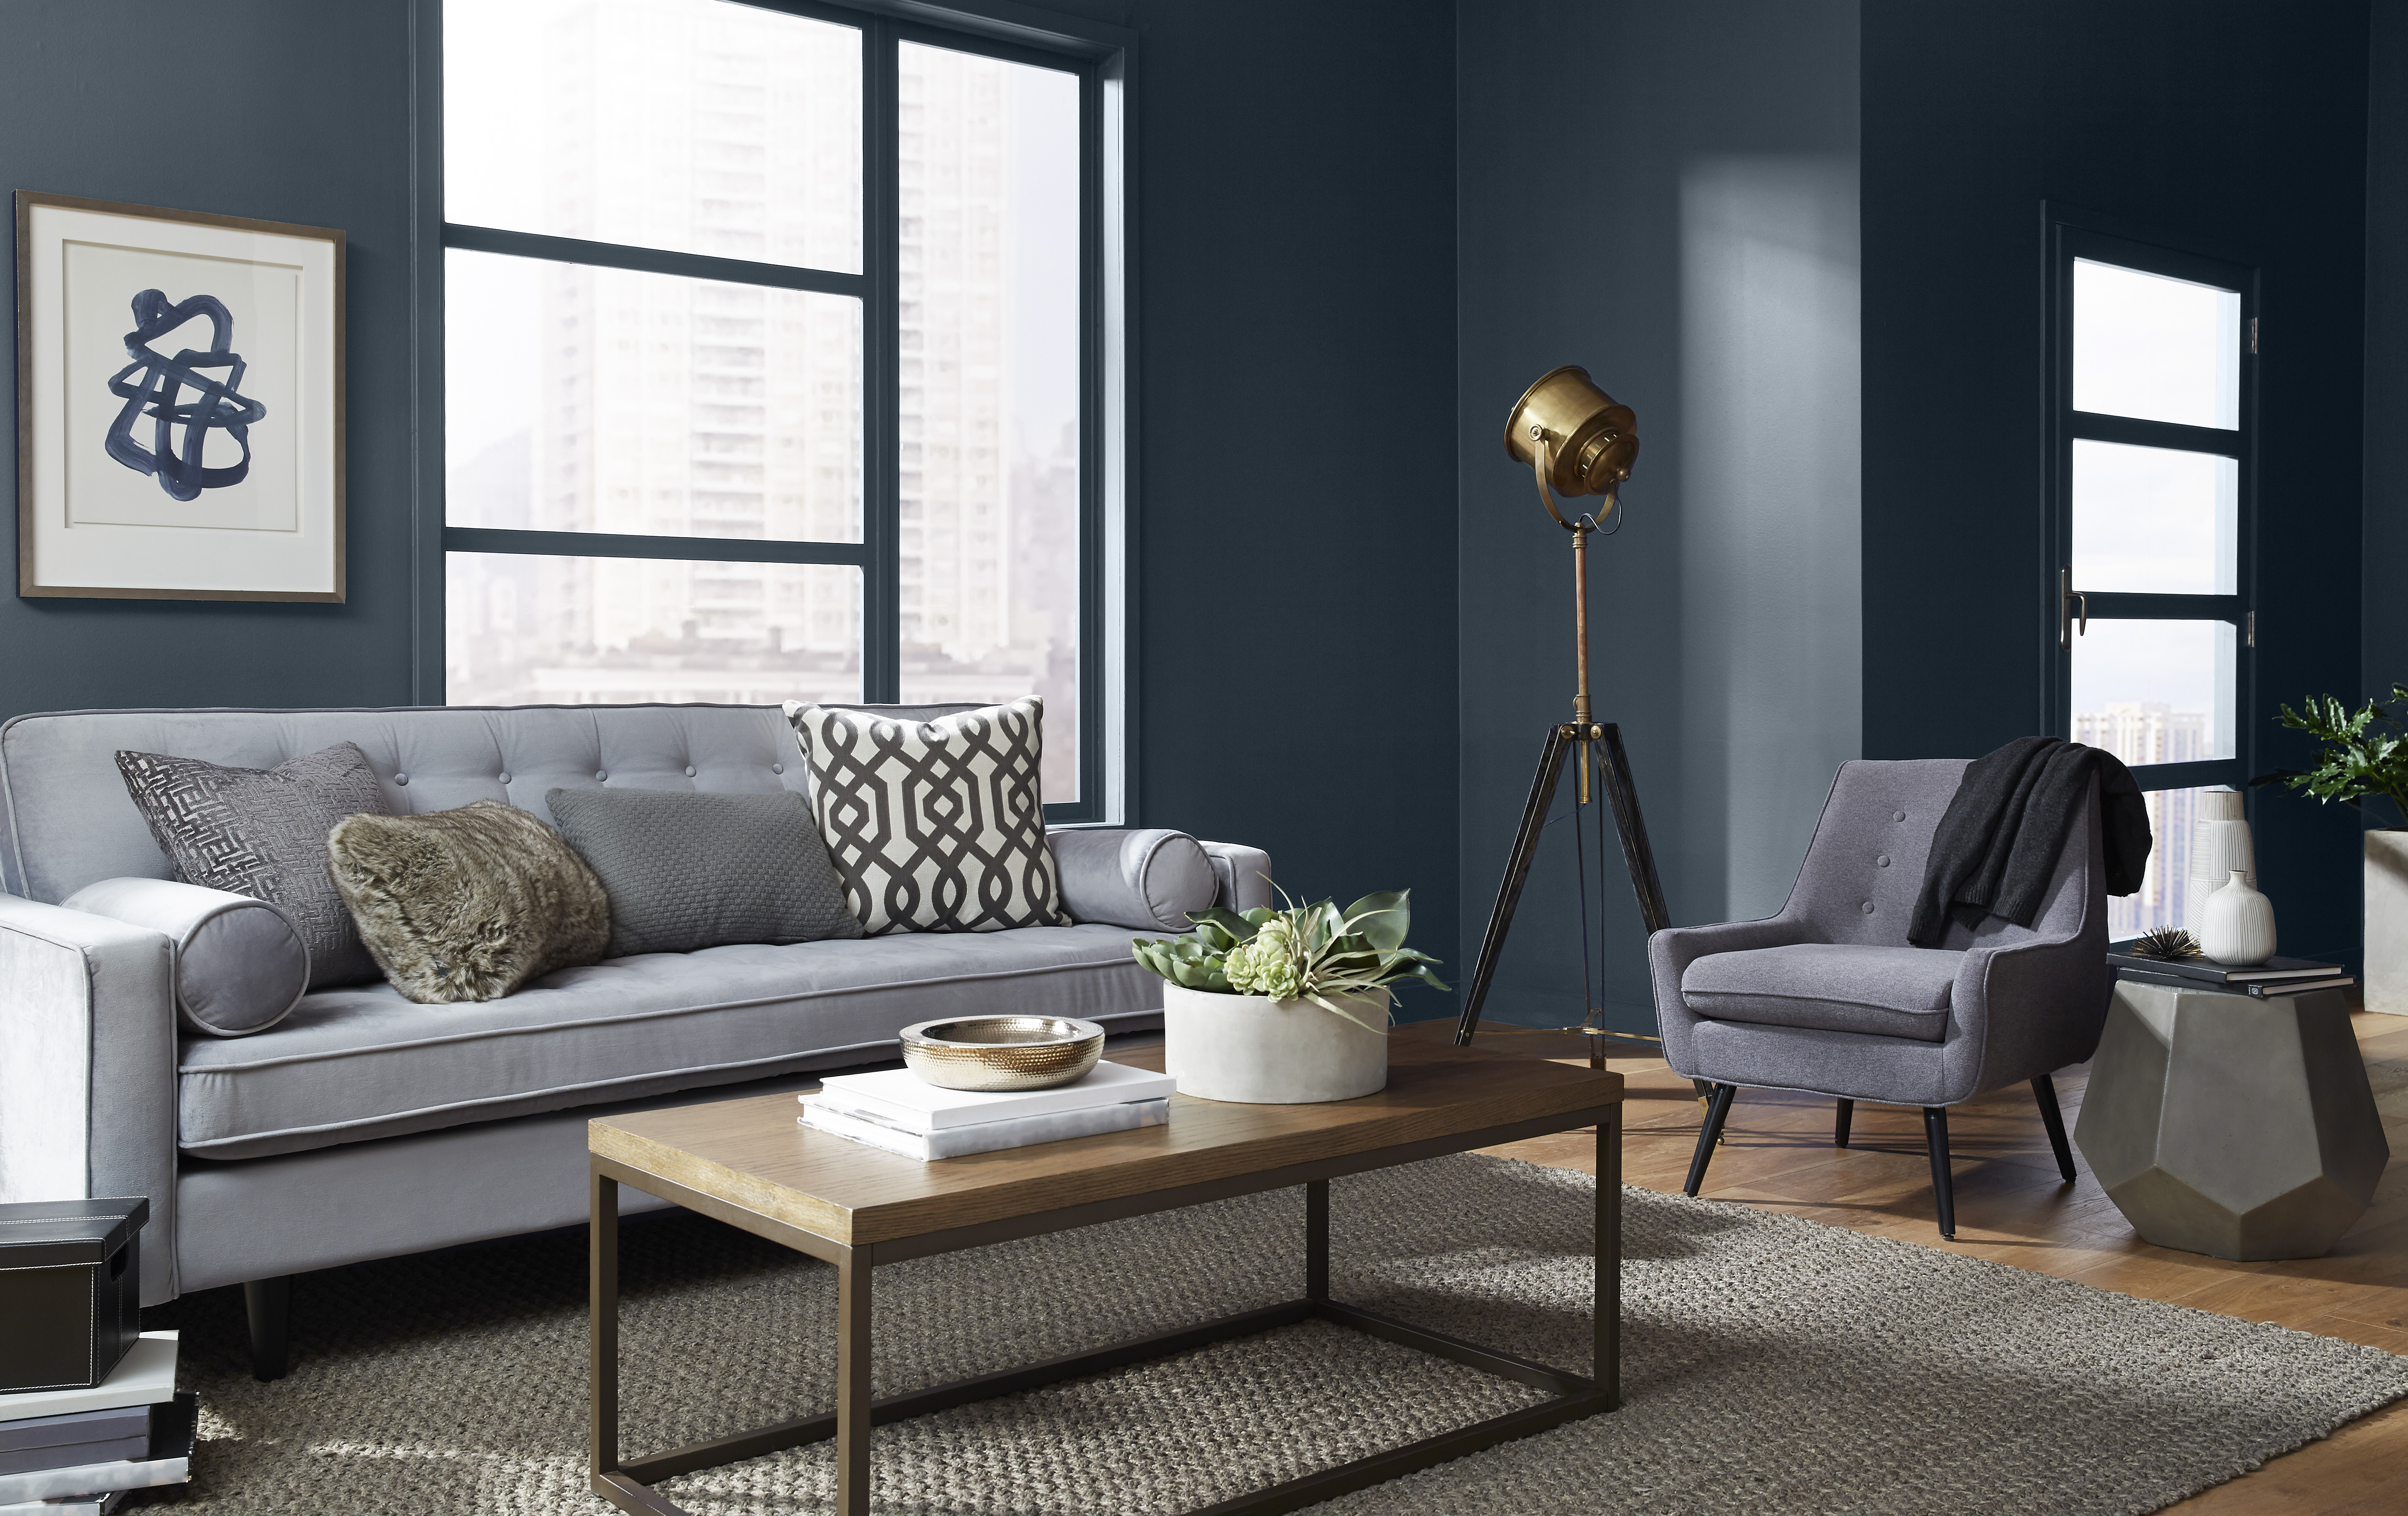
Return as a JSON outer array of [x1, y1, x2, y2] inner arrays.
[[1907, 736, 2152, 947]]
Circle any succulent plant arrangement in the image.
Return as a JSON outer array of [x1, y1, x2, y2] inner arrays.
[[1131, 887, 1448, 1032], [2254, 685, 2408, 827]]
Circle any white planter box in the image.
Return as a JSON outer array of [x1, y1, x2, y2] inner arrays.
[[2369, 830, 2408, 1016], [1160, 981, 1389, 1103]]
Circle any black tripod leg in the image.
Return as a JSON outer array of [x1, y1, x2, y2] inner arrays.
[[1455, 725, 1575, 1045], [1594, 725, 1670, 935]]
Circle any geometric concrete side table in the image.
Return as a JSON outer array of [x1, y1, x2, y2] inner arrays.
[[2074, 980, 2389, 1261]]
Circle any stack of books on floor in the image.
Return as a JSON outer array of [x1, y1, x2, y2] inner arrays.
[[2108, 940, 2356, 998], [801, 1061, 1177, 1160], [0, 1334, 195, 1514]]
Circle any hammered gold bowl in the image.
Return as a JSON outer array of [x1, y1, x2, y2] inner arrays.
[[899, 1016, 1106, 1092]]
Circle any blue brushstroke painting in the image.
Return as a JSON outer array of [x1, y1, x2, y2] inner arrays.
[[104, 288, 269, 501]]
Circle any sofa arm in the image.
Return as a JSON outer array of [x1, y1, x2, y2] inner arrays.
[[1196, 841, 1273, 912], [1646, 915, 1811, 1079], [0, 893, 180, 1304], [1048, 829, 1219, 931]]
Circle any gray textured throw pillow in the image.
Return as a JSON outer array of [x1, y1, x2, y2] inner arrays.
[[783, 696, 1066, 935], [115, 742, 393, 988], [545, 788, 864, 956], [327, 801, 611, 1003]]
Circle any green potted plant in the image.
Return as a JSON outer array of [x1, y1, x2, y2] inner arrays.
[[2254, 684, 2408, 1013], [1131, 889, 1448, 1103]]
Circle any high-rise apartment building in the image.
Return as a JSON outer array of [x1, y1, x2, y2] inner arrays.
[[447, 0, 1081, 799], [2072, 701, 2208, 937]]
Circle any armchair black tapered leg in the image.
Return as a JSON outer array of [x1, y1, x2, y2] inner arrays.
[[1834, 1099, 1854, 1149], [244, 1276, 291, 1382], [2031, 1075, 2076, 1183], [1684, 1084, 1738, 1197], [1922, 1107, 1957, 1239]]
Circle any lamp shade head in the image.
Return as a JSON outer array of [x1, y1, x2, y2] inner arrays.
[[1503, 365, 1638, 503]]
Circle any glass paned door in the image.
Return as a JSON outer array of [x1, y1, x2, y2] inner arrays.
[[2051, 224, 2253, 935]]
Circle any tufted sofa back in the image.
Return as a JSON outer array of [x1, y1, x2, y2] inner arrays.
[[0, 703, 961, 904]]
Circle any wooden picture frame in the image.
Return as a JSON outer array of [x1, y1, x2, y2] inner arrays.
[[16, 191, 345, 601]]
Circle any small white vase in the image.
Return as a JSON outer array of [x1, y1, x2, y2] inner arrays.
[[2198, 870, 2277, 966], [1160, 981, 1389, 1104]]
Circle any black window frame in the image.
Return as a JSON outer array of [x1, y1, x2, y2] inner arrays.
[[407, 0, 1136, 826], [2043, 207, 2258, 799]]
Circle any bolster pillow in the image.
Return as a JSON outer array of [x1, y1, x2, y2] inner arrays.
[[1047, 829, 1218, 932], [60, 877, 310, 1037]]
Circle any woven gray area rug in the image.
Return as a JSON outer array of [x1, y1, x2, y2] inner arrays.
[[150, 1153, 2407, 1516]]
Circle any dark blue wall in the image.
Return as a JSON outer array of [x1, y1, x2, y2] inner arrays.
[[1862, 0, 2371, 965], [1456, 0, 1862, 1034], [0, 0, 420, 717], [1113, 0, 1462, 1000], [2370, 0, 2408, 718]]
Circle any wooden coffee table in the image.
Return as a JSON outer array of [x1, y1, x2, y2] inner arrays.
[[585, 1033, 1624, 1516]]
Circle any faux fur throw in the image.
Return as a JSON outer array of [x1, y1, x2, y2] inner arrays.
[[327, 800, 610, 1003]]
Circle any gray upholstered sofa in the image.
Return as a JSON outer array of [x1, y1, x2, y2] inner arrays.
[[0, 703, 1268, 1365]]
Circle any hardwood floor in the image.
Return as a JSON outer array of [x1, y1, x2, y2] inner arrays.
[[1420, 1011, 2408, 1515]]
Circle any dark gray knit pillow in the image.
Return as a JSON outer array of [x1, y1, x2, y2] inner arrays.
[[114, 742, 393, 988], [544, 788, 864, 957]]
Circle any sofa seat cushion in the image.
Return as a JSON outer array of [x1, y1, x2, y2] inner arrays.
[[1681, 942, 1962, 1043], [176, 923, 1157, 1159]]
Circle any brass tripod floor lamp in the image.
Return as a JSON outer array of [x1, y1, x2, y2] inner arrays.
[[1452, 367, 1672, 1067]]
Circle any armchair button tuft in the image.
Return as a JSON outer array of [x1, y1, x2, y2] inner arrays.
[[1877, 854, 1891, 867], [1893, 810, 1907, 822], [1861, 901, 1876, 914], [498, 772, 511, 784], [684, 765, 697, 777], [394, 772, 409, 786], [596, 769, 609, 781], [772, 762, 784, 774]]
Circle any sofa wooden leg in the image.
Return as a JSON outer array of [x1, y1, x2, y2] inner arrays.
[[1834, 1098, 1854, 1148], [1684, 1084, 1737, 1196], [1922, 1107, 1957, 1239], [244, 1276, 291, 1382]]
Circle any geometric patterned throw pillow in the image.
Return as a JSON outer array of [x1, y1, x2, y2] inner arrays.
[[782, 697, 1066, 935], [114, 742, 394, 988]]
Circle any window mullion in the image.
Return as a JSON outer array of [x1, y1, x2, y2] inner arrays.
[[863, 19, 901, 704]]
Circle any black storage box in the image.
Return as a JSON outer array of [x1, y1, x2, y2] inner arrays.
[[0, 1198, 147, 1393]]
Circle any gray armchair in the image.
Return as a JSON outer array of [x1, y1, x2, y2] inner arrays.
[[1647, 758, 2112, 1237]]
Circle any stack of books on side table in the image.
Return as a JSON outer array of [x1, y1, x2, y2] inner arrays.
[[0, 1335, 195, 1514], [801, 1061, 1177, 1160], [2108, 940, 2356, 999]]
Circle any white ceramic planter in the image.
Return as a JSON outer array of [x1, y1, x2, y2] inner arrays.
[[2368, 830, 2408, 1016], [1160, 981, 1389, 1103]]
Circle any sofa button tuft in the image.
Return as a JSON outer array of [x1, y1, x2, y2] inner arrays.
[[684, 765, 697, 777], [393, 772, 409, 786], [1861, 901, 1876, 915]]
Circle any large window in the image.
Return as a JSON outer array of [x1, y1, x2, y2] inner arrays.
[[2047, 220, 2255, 936], [437, 0, 1111, 817]]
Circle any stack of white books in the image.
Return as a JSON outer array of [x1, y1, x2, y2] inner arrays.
[[801, 1061, 1176, 1160], [0, 1333, 193, 1515]]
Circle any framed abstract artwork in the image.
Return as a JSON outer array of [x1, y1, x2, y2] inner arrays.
[[15, 192, 344, 601]]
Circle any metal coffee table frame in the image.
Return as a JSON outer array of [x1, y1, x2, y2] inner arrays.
[[589, 1104, 1622, 1516]]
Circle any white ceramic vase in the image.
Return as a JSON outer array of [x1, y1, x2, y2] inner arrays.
[[2198, 870, 2277, 966], [2184, 791, 2253, 933], [1160, 981, 1389, 1103], [2368, 831, 2408, 1016]]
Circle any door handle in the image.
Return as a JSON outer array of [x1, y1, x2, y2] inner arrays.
[[2058, 567, 2088, 649]]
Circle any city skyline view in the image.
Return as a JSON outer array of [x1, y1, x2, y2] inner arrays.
[[442, 0, 1084, 800]]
